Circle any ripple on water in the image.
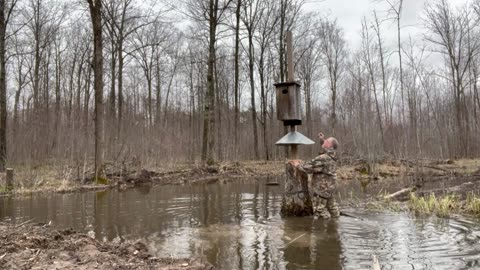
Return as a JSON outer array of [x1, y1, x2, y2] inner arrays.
[[339, 211, 480, 270], [1, 181, 480, 269]]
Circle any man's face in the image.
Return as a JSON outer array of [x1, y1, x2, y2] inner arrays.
[[322, 139, 333, 150]]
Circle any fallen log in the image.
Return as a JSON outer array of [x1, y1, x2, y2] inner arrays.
[[416, 181, 480, 199], [384, 187, 416, 202], [386, 178, 480, 202]]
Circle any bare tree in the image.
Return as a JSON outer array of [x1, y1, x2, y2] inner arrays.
[[188, 0, 233, 163], [241, 0, 261, 159], [361, 17, 385, 149], [103, 0, 161, 135], [130, 21, 167, 127], [318, 17, 345, 135], [296, 16, 322, 143], [378, 0, 405, 125], [12, 34, 30, 140], [0, 0, 17, 171], [254, 0, 278, 160], [0, 0, 479, 176], [425, 0, 480, 156], [86, 0, 105, 181], [233, 0, 241, 160], [276, 0, 304, 81]]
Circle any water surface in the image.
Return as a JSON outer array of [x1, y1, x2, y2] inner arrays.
[[1, 178, 480, 269]]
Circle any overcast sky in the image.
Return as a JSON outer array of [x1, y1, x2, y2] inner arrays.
[[303, 0, 471, 51]]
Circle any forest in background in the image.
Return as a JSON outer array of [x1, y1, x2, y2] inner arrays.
[[0, 0, 478, 173]]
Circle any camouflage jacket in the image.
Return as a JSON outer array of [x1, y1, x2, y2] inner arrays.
[[301, 152, 337, 199]]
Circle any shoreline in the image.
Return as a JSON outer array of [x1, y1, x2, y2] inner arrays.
[[0, 161, 284, 197], [0, 158, 479, 218]]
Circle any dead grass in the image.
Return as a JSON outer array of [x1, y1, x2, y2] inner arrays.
[[466, 192, 480, 215], [409, 193, 459, 218], [442, 159, 480, 174]]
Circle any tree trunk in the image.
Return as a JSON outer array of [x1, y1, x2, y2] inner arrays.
[[147, 75, 152, 127], [248, 30, 259, 159], [117, 39, 124, 137], [279, 0, 286, 82], [214, 60, 223, 161], [331, 80, 337, 135], [52, 44, 61, 151], [201, 0, 217, 163], [67, 53, 77, 124], [396, 0, 406, 155], [155, 54, 161, 125], [13, 60, 22, 139], [32, 9, 40, 111], [163, 60, 178, 126], [0, 0, 7, 171], [374, 12, 388, 128], [87, 0, 105, 182], [234, 0, 240, 160], [259, 51, 269, 160], [109, 41, 116, 122], [373, 12, 387, 150], [304, 74, 312, 136]]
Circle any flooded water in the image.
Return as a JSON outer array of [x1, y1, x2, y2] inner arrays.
[[1, 178, 480, 269]]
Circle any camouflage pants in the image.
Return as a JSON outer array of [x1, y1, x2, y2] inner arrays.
[[306, 172, 339, 219], [312, 196, 340, 219]]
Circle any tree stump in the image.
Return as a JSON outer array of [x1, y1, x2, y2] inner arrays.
[[281, 160, 313, 216]]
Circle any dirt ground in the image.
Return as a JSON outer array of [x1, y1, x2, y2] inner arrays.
[[0, 222, 213, 270]]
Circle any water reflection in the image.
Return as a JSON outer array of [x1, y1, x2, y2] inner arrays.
[[1, 178, 480, 269], [282, 218, 342, 269]]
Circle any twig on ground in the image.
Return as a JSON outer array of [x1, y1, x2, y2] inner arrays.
[[16, 219, 34, 227], [28, 249, 41, 261], [285, 233, 307, 247]]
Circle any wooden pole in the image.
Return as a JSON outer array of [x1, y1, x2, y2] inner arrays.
[[281, 32, 314, 216], [290, 125, 297, 159], [286, 31, 297, 159], [286, 31, 294, 82], [6, 167, 13, 190]]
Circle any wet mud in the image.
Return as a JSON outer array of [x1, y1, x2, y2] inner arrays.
[[0, 222, 213, 270]]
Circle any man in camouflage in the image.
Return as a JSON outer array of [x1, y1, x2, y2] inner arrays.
[[301, 133, 340, 219]]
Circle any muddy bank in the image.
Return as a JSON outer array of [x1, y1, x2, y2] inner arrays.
[[0, 161, 283, 196], [0, 158, 478, 198], [0, 222, 213, 270], [359, 170, 480, 218]]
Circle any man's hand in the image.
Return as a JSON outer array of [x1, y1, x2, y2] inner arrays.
[[318, 132, 325, 145], [288, 160, 302, 167]]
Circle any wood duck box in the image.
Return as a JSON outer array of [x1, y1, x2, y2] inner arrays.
[[275, 81, 302, 126]]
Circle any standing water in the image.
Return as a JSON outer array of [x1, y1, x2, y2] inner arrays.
[[1, 178, 480, 269]]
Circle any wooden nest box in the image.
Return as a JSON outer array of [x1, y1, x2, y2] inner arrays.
[[274, 81, 302, 126]]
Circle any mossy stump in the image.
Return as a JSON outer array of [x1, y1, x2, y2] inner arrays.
[[281, 160, 313, 216]]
